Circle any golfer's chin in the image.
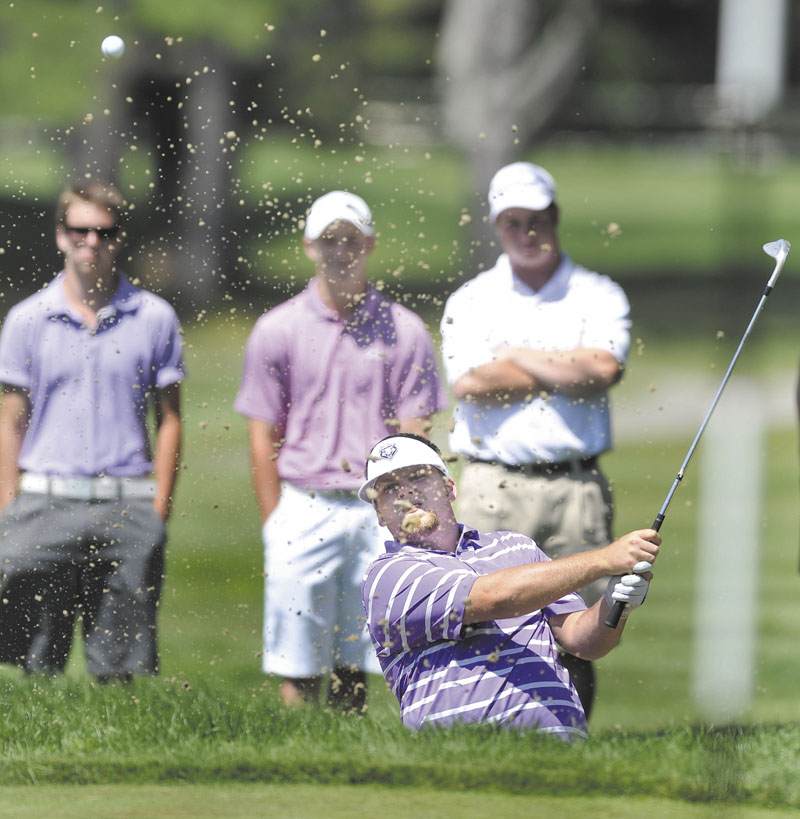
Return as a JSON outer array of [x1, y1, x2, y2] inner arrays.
[[396, 508, 439, 543]]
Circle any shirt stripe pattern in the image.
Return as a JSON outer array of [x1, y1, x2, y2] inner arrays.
[[361, 527, 588, 741]]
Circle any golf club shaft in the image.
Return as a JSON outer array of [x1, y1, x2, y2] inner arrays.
[[604, 239, 790, 629]]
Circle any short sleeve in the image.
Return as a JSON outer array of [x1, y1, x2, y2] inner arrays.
[[579, 275, 631, 364], [362, 555, 477, 657], [392, 310, 448, 421], [0, 304, 33, 389], [233, 313, 290, 426], [152, 306, 185, 389]]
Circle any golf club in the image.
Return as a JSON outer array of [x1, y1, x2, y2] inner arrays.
[[605, 238, 791, 628]]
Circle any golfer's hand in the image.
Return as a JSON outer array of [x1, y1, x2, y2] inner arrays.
[[604, 572, 651, 620], [603, 529, 660, 576]]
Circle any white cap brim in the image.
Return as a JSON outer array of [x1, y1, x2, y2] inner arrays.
[[358, 436, 450, 502], [488, 162, 557, 222], [489, 184, 554, 222], [304, 191, 374, 240]]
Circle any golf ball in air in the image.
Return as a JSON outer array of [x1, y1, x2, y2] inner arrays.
[[101, 35, 125, 59]]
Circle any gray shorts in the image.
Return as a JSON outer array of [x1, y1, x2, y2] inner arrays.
[[0, 493, 167, 677], [456, 460, 614, 606]]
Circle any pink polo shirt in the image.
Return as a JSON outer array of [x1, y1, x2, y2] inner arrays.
[[234, 280, 447, 491]]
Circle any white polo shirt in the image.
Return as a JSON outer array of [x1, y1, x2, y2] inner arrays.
[[440, 253, 630, 465]]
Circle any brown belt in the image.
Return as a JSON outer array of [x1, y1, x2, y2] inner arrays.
[[468, 455, 598, 477]]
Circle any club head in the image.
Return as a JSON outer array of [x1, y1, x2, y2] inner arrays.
[[763, 238, 790, 261], [763, 239, 790, 286]]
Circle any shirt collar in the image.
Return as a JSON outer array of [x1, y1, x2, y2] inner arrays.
[[498, 252, 572, 300], [41, 270, 142, 319], [306, 278, 383, 324], [383, 523, 480, 556], [454, 523, 480, 554]]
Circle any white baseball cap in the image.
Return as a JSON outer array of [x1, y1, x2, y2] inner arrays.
[[488, 162, 557, 222], [303, 191, 374, 240], [358, 435, 451, 503]]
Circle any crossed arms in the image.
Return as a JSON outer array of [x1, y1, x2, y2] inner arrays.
[[452, 347, 622, 402]]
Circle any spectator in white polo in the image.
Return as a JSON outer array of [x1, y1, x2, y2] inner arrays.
[[440, 162, 631, 718], [235, 191, 447, 711]]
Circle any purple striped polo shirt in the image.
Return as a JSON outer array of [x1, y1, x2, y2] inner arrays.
[[362, 526, 589, 740], [234, 280, 447, 490], [0, 272, 184, 477]]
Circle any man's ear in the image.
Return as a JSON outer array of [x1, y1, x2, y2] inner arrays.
[[446, 477, 457, 503], [303, 237, 320, 264], [55, 225, 70, 255]]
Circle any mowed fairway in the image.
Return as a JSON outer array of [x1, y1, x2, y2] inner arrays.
[[1, 784, 799, 819]]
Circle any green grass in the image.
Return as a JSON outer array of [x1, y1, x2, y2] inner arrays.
[[8, 134, 799, 296], [2, 787, 797, 819], [2, 308, 798, 814], [232, 138, 800, 292], [0, 674, 798, 810]]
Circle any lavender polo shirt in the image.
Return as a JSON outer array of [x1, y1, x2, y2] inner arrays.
[[234, 280, 447, 490], [362, 526, 589, 740], [0, 272, 184, 477]]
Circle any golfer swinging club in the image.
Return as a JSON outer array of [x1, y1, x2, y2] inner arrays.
[[360, 433, 659, 740]]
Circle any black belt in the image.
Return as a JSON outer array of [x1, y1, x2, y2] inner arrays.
[[468, 455, 598, 477]]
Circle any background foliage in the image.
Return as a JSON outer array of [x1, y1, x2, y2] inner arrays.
[[0, 2, 799, 815]]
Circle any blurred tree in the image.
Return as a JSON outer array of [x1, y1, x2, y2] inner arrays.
[[0, 0, 445, 308], [436, 0, 598, 271], [0, 0, 793, 304]]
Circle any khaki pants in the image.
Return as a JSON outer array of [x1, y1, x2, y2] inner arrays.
[[456, 460, 613, 606]]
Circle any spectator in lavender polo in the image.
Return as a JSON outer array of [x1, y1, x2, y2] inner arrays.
[[0, 180, 184, 682], [235, 191, 447, 712], [359, 433, 660, 739]]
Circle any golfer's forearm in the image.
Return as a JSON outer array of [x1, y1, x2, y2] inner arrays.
[[463, 551, 609, 624], [501, 348, 621, 397], [552, 605, 623, 660]]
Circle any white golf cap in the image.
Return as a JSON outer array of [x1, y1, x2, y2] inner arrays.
[[358, 435, 450, 503], [303, 190, 374, 240], [488, 161, 557, 222]]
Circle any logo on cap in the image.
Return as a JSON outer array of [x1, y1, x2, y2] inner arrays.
[[378, 443, 397, 460]]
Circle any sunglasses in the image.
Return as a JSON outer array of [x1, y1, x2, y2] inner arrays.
[[63, 224, 121, 242]]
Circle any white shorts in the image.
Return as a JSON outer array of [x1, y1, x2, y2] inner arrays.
[[261, 482, 385, 678]]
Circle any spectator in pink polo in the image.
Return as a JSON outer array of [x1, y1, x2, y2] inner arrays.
[[235, 191, 447, 711]]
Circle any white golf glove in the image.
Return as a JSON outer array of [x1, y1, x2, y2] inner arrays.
[[604, 563, 652, 621]]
